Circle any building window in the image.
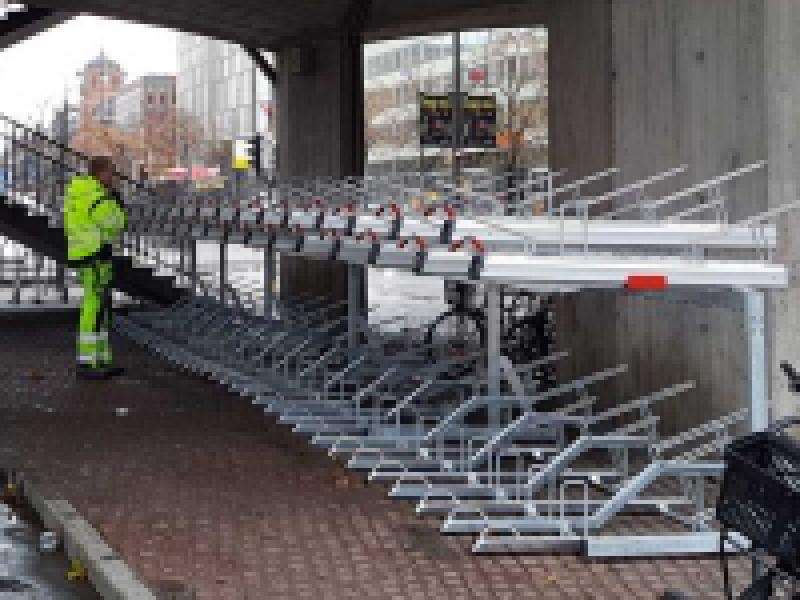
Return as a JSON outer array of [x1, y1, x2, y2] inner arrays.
[[229, 77, 237, 106], [148, 94, 154, 106], [160, 93, 166, 105]]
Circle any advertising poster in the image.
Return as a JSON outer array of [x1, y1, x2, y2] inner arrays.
[[419, 94, 453, 147], [463, 95, 497, 148]]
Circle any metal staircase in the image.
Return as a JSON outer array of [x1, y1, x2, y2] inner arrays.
[[0, 113, 187, 306]]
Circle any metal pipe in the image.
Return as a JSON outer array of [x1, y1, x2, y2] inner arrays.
[[264, 245, 275, 319], [486, 282, 501, 427], [745, 289, 768, 432], [220, 236, 227, 305]]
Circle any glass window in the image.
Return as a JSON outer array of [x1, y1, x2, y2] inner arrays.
[[364, 27, 547, 176], [238, 72, 247, 104], [229, 77, 237, 106]]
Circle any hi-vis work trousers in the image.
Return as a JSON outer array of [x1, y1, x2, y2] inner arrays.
[[76, 260, 113, 369]]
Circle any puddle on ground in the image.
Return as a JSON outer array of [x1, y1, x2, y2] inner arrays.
[[0, 495, 100, 600]]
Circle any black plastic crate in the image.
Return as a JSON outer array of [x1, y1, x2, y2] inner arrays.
[[717, 429, 800, 577]]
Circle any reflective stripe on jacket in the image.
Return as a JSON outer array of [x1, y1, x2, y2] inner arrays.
[[63, 175, 127, 262]]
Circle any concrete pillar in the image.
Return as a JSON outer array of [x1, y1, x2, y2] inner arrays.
[[611, 0, 766, 218], [548, 0, 613, 198], [276, 34, 366, 308], [549, 0, 772, 435], [765, 0, 800, 419]]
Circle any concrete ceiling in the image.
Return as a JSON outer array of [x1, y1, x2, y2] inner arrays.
[[0, 6, 70, 51], [23, 0, 548, 49]]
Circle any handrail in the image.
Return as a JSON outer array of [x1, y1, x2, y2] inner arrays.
[[608, 161, 766, 218], [551, 167, 620, 197], [590, 381, 695, 425], [1, 113, 153, 193], [592, 165, 688, 206]]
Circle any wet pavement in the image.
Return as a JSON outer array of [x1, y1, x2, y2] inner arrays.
[[0, 497, 99, 600]]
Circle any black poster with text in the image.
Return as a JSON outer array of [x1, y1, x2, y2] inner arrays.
[[419, 94, 453, 147], [463, 95, 497, 148]]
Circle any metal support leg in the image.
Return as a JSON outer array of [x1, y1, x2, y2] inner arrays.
[[745, 289, 768, 432], [33, 253, 42, 304], [220, 237, 227, 305], [487, 283, 501, 427], [348, 263, 361, 351], [57, 263, 68, 304], [12, 246, 21, 305], [179, 239, 187, 285], [189, 239, 197, 295], [264, 246, 275, 319]]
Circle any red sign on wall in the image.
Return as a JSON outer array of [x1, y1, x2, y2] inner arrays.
[[468, 67, 486, 83]]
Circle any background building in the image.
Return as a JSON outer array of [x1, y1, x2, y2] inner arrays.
[[176, 33, 275, 174], [364, 28, 548, 175], [47, 103, 79, 145], [75, 50, 124, 130], [67, 52, 182, 179], [114, 75, 174, 132], [114, 74, 177, 176]]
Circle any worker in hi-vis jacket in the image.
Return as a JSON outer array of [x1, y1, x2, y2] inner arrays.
[[63, 156, 127, 380]]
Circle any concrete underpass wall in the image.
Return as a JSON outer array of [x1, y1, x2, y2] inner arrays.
[[766, 0, 800, 420], [554, 290, 750, 436], [611, 0, 766, 218], [548, 0, 613, 197], [550, 0, 769, 435]]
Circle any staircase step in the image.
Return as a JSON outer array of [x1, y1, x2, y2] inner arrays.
[[0, 195, 186, 306]]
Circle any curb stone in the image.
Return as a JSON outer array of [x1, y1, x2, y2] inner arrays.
[[22, 479, 157, 600]]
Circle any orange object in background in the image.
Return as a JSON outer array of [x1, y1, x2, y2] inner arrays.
[[497, 129, 523, 150]]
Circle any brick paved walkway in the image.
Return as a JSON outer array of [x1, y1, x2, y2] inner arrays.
[[0, 312, 749, 600]]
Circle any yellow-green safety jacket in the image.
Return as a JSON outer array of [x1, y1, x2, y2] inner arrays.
[[63, 175, 127, 265]]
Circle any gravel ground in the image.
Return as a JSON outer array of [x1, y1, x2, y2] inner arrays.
[[0, 310, 750, 600]]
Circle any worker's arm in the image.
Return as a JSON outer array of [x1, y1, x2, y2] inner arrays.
[[91, 195, 127, 243]]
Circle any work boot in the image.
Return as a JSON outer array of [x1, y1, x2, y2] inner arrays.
[[103, 366, 126, 378], [76, 364, 110, 380], [76, 364, 125, 380]]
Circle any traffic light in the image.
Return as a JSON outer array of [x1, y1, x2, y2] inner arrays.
[[247, 135, 262, 175]]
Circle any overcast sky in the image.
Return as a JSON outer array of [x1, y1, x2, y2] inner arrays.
[[0, 15, 179, 124]]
